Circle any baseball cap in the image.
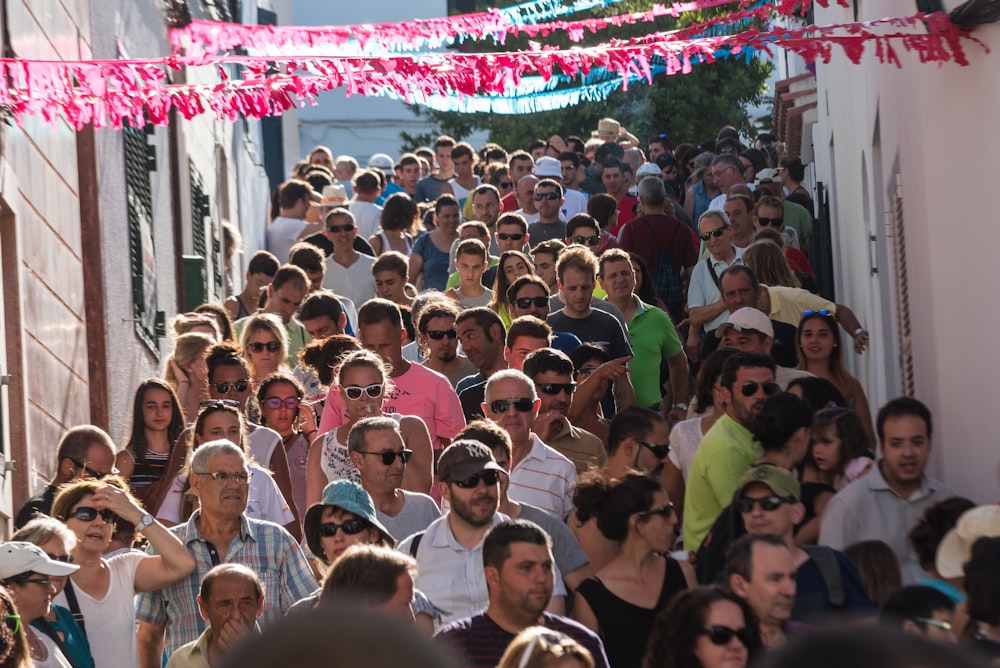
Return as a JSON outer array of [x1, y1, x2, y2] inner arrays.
[[735, 464, 801, 501], [321, 184, 349, 208], [303, 480, 395, 561], [635, 163, 662, 180], [437, 440, 504, 484], [935, 505, 1000, 579], [367, 153, 395, 175], [755, 168, 780, 185], [534, 156, 562, 179], [0, 541, 79, 580], [717, 307, 774, 339]]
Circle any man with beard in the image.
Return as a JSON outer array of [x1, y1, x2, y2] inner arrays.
[[399, 441, 565, 625], [419, 300, 476, 389], [683, 352, 778, 550], [435, 520, 608, 668]]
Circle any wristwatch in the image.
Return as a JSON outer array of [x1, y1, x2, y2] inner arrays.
[[853, 327, 865, 337], [136, 513, 155, 532], [671, 402, 688, 411]]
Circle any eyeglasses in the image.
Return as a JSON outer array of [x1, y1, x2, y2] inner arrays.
[[497, 233, 524, 241], [69, 506, 117, 524], [426, 328, 458, 340], [577, 365, 598, 378], [318, 519, 370, 537], [536, 382, 576, 396], [641, 502, 674, 518], [2, 615, 19, 634], [488, 398, 534, 414], [344, 383, 384, 400], [46, 553, 74, 564], [636, 439, 670, 459], [534, 192, 560, 201], [711, 166, 734, 179], [698, 226, 729, 241], [499, 181, 514, 189], [452, 470, 500, 489], [67, 459, 117, 480], [212, 380, 249, 394], [327, 223, 356, 234], [18, 577, 51, 588], [195, 470, 252, 484], [700, 625, 754, 647], [515, 296, 549, 309], [739, 381, 781, 397], [736, 495, 793, 513], [572, 235, 600, 246], [756, 217, 783, 227], [915, 617, 953, 632], [247, 341, 281, 354], [263, 397, 300, 411], [200, 399, 241, 410], [356, 449, 413, 465], [802, 309, 833, 318]]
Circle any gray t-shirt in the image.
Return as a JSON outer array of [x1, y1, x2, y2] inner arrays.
[[528, 220, 566, 243], [378, 490, 441, 544], [548, 297, 630, 338], [519, 504, 590, 577]]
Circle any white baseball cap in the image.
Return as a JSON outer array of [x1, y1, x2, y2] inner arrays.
[[717, 307, 774, 339], [0, 542, 79, 580], [534, 156, 562, 179]]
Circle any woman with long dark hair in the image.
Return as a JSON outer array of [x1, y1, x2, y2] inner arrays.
[[115, 380, 186, 506]]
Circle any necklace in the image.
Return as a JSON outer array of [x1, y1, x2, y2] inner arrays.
[[26, 628, 46, 660]]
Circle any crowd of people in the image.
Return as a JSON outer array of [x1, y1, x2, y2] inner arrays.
[[0, 119, 995, 668]]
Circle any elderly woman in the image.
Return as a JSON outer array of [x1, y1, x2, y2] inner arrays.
[[50, 478, 195, 668]]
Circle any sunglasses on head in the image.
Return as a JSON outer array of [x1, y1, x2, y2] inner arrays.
[[356, 449, 413, 466], [572, 235, 600, 246], [497, 232, 524, 241], [263, 397, 300, 411], [344, 383, 384, 400], [515, 296, 549, 309], [247, 341, 281, 354], [698, 226, 728, 241], [802, 309, 833, 318], [636, 439, 670, 459], [641, 502, 674, 518], [70, 506, 117, 524], [700, 625, 754, 647], [756, 217, 783, 227], [452, 470, 500, 489], [200, 399, 241, 410], [489, 398, 534, 414], [536, 382, 576, 396], [318, 519, 370, 537], [736, 494, 792, 513], [328, 223, 356, 234], [740, 381, 781, 397], [534, 192, 560, 201], [213, 380, 249, 394], [426, 328, 458, 340]]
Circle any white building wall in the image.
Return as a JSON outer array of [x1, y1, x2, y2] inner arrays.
[[811, 0, 1000, 501]]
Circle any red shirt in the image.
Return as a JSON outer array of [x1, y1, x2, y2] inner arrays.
[[609, 194, 639, 237]]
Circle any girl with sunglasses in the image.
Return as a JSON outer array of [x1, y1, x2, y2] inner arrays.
[[490, 251, 534, 328], [572, 473, 695, 668], [115, 379, 186, 507], [50, 478, 195, 668], [306, 351, 433, 506], [642, 586, 760, 668], [257, 373, 316, 523], [239, 313, 289, 386], [796, 310, 876, 447], [162, 332, 215, 424]]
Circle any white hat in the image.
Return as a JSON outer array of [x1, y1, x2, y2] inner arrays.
[[0, 542, 79, 580], [935, 505, 1000, 579], [755, 168, 780, 185], [534, 156, 562, 179], [367, 153, 394, 175], [321, 184, 349, 208], [717, 307, 774, 338], [635, 163, 661, 180]]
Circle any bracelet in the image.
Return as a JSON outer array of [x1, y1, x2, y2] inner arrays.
[[853, 327, 865, 337]]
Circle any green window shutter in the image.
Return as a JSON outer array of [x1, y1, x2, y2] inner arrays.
[[124, 125, 161, 356]]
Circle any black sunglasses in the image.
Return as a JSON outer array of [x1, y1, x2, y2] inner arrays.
[[499, 181, 514, 189], [70, 506, 117, 524], [318, 519, 370, 537], [756, 217, 783, 227], [698, 226, 728, 241], [700, 625, 754, 647], [534, 192, 560, 201], [497, 232, 524, 241], [736, 495, 792, 513], [739, 381, 781, 397], [68, 459, 116, 480], [536, 382, 576, 396], [572, 235, 599, 246], [641, 502, 675, 518], [636, 439, 670, 459], [213, 380, 249, 394], [247, 341, 281, 354], [426, 328, 458, 340], [515, 296, 549, 309], [327, 223, 356, 233], [452, 470, 500, 489], [356, 449, 413, 466], [489, 398, 534, 414], [344, 383, 384, 400]]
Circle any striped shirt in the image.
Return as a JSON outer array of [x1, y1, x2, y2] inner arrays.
[[135, 512, 317, 658], [509, 435, 577, 519]]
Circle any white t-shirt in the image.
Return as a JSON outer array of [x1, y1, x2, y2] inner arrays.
[[156, 464, 295, 527], [266, 216, 306, 263], [349, 200, 383, 240], [247, 426, 282, 469], [34, 631, 73, 668], [53, 551, 145, 668], [323, 253, 377, 310]]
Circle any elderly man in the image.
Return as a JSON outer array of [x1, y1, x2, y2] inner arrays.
[[685, 210, 744, 362], [726, 534, 799, 649], [137, 441, 316, 668]]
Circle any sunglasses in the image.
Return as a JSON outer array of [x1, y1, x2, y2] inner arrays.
[[497, 232, 524, 241], [736, 495, 792, 513], [344, 383, 384, 400], [318, 519, 370, 537], [740, 381, 781, 397], [200, 399, 241, 410], [213, 380, 249, 394], [756, 217, 783, 227], [195, 470, 252, 484], [534, 192, 560, 201], [636, 439, 670, 459], [802, 309, 833, 318], [2, 615, 19, 634], [70, 506, 117, 524], [327, 223, 356, 233], [426, 329, 458, 340], [515, 296, 549, 309], [700, 625, 754, 647], [46, 553, 74, 564], [698, 226, 728, 241], [641, 502, 675, 518], [452, 470, 500, 489], [536, 382, 576, 396], [499, 181, 514, 189], [247, 341, 281, 354], [356, 449, 413, 465], [488, 398, 534, 414], [263, 397, 300, 411], [68, 459, 116, 480], [572, 235, 599, 246]]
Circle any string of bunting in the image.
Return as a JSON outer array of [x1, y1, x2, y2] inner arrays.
[[0, 9, 981, 130]]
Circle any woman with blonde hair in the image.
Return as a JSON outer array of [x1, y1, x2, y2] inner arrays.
[[163, 332, 215, 422], [240, 313, 289, 385], [498, 627, 595, 668], [742, 241, 799, 288]]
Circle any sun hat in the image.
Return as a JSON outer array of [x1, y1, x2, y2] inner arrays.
[[935, 505, 1000, 579], [303, 480, 395, 561]]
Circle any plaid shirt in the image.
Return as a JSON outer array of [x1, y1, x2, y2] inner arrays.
[[135, 511, 317, 658]]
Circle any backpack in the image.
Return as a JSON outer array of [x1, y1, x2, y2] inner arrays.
[[642, 218, 684, 318]]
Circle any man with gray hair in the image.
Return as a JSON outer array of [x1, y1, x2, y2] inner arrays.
[[348, 417, 441, 542], [322, 208, 376, 308], [685, 209, 744, 361], [482, 370, 576, 519], [707, 153, 748, 212], [137, 441, 316, 668]]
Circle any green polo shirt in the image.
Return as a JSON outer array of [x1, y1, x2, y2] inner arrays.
[[626, 296, 683, 407]]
